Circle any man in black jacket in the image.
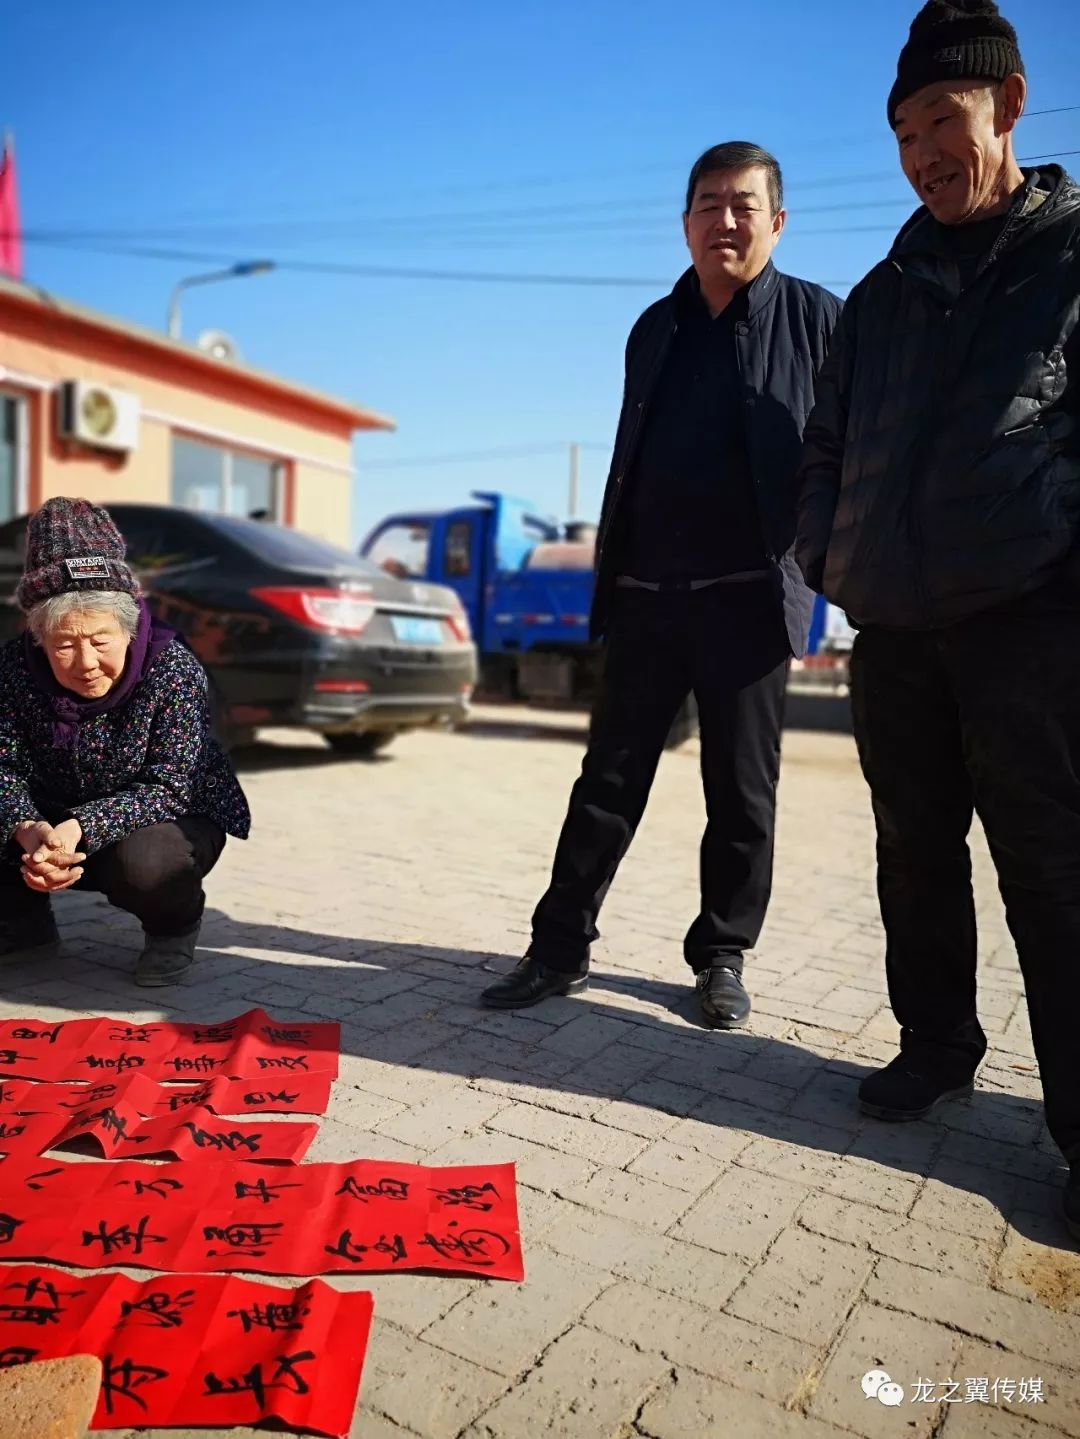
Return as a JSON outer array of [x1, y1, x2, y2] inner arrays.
[[796, 0, 1080, 1240], [483, 141, 841, 1025]]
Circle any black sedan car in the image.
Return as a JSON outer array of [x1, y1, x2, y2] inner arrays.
[[0, 504, 477, 755]]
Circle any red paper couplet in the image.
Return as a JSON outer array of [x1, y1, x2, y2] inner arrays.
[[0, 1157, 523, 1280], [0, 1070, 334, 1119], [0, 1008, 339, 1083], [0, 1263, 372, 1436], [0, 1081, 316, 1164]]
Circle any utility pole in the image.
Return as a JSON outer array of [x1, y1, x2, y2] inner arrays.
[[568, 441, 580, 520]]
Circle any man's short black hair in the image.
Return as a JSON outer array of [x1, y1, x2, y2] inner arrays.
[[685, 142, 784, 216]]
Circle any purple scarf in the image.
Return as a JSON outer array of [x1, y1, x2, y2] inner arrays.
[[23, 599, 179, 749]]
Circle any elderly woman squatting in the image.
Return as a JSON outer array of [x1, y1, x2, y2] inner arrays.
[[0, 497, 250, 985]]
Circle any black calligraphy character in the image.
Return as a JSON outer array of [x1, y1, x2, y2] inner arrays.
[[242, 1089, 299, 1107], [226, 1300, 309, 1335], [82, 1215, 166, 1258], [254, 1054, 309, 1072], [79, 1052, 145, 1074], [116, 1289, 195, 1330], [418, 1228, 512, 1267], [107, 1025, 161, 1044], [0, 1346, 38, 1367], [58, 1082, 118, 1109], [324, 1228, 408, 1265], [336, 1176, 410, 1204], [0, 1050, 35, 1068], [191, 1024, 237, 1044], [431, 1182, 500, 1212], [10, 1025, 61, 1044], [234, 1178, 301, 1205], [0, 1084, 15, 1104], [80, 1106, 129, 1143], [0, 1277, 85, 1326], [119, 1176, 184, 1201], [261, 1025, 312, 1045], [184, 1123, 261, 1154], [165, 1054, 220, 1074], [203, 1350, 314, 1408], [24, 1167, 63, 1191], [100, 1354, 169, 1416], [165, 1083, 212, 1112], [203, 1221, 283, 1257], [0, 1121, 26, 1142], [0, 1213, 23, 1245]]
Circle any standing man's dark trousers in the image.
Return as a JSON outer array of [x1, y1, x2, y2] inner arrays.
[[530, 581, 790, 976], [851, 606, 1080, 1163], [1, 816, 226, 940]]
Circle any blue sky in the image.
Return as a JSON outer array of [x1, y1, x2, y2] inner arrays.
[[5, 0, 1078, 541]]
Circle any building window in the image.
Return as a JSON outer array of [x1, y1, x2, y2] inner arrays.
[[171, 434, 282, 519], [0, 392, 28, 524]]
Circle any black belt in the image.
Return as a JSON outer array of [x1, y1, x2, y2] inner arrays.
[[615, 569, 772, 593]]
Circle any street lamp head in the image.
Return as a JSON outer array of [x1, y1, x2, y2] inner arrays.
[[232, 260, 275, 277]]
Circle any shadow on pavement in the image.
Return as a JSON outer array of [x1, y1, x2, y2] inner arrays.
[[8, 896, 1070, 1256]]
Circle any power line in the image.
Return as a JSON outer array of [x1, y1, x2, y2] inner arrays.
[[17, 141, 1078, 245], [13, 237, 676, 287]]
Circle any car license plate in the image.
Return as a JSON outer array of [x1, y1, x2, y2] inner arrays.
[[391, 615, 444, 645]]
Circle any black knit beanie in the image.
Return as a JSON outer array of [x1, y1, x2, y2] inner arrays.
[[887, 0, 1024, 127], [16, 496, 141, 612]]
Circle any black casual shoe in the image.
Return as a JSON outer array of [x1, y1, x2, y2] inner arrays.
[[1065, 1163, 1080, 1243], [0, 908, 61, 966], [480, 954, 588, 1010], [134, 926, 199, 987], [859, 1054, 976, 1121], [696, 966, 751, 1030]]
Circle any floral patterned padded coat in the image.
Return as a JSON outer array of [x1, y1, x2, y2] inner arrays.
[[0, 636, 250, 857]]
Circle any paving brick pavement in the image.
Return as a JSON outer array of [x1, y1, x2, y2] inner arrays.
[[2, 702, 1078, 1438]]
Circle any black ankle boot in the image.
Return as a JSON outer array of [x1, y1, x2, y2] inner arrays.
[[696, 966, 751, 1029], [481, 954, 588, 1010], [859, 1053, 976, 1121], [0, 907, 60, 966]]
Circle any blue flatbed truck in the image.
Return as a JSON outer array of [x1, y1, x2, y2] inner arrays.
[[360, 489, 852, 716]]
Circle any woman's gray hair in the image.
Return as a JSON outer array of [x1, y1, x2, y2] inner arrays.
[[26, 589, 141, 644]]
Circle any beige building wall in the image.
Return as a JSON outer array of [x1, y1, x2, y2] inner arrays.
[[0, 284, 389, 541]]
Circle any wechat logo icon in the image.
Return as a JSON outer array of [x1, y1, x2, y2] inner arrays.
[[862, 1370, 905, 1406]]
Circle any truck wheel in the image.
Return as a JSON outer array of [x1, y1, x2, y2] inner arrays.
[[325, 731, 396, 757]]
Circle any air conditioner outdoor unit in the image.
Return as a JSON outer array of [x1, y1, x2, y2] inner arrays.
[[58, 380, 141, 454]]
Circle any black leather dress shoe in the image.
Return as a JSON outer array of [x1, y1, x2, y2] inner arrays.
[[696, 966, 751, 1029], [859, 1054, 975, 1121], [1066, 1162, 1080, 1243], [481, 955, 588, 1010]]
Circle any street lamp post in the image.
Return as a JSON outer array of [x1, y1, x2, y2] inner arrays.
[[166, 260, 275, 340]]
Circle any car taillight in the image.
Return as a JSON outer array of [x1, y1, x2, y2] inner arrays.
[[252, 586, 376, 636], [447, 599, 472, 644]]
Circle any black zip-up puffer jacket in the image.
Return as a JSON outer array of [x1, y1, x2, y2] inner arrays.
[[592, 264, 841, 656], [796, 166, 1080, 629]]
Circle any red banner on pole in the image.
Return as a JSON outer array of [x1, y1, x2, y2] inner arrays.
[[0, 1009, 339, 1083], [0, 135, 21, 280], [0, 1156, 523, 1280], [0, 1264, 373, 1436]]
